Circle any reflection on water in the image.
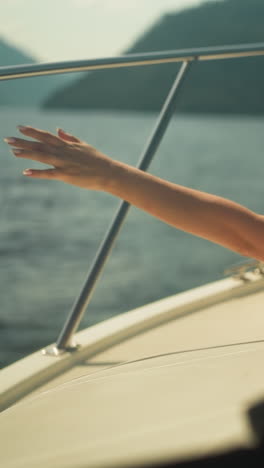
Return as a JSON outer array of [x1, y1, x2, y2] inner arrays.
[[1, 107, 263, 367]]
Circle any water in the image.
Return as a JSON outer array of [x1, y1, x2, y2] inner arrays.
[[1, 107, 263, 368]]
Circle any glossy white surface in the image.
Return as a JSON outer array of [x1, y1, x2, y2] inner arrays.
[[1, 274, 264, 467]]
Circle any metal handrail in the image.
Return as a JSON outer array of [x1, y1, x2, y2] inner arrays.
[[2, 42, 264, 354], [56, 60, 192, 350], [1, 42, 264, 81]]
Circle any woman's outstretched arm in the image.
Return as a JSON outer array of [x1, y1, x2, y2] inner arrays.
[[4, 125, 264, 261]]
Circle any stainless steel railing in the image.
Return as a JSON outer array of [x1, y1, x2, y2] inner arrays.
[[1, 43, 264, 353], [56, 60, 191, 350], [1, 42, 264, 81]]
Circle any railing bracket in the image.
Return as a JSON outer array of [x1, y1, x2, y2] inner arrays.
[[224, 260, 264, 282], [42, 343, 80, 357]]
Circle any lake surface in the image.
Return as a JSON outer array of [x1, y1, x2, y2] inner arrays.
[[1, 107, 263, 367]]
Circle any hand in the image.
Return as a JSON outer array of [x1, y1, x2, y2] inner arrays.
[[4, 126, 115, 191]]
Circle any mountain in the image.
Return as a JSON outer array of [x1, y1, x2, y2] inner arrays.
[[44, 0, 264, 115], [0, 38, 74, 107]]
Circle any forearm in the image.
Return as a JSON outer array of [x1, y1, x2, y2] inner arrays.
[[107, 160, 261, 258], [6, 125, 263, 261]]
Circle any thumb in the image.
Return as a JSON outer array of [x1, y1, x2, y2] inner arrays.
[[57, 128, 81, 143]]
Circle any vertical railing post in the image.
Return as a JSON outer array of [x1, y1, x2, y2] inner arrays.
[[55, 60, 192, 351]]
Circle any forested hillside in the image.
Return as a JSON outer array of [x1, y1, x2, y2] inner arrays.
[[44, 0, 264, 115]]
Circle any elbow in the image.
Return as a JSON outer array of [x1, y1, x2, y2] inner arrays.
[[236, 245, 262, 262], [234, 214, 264, 263], [241, 245, 264, 263]]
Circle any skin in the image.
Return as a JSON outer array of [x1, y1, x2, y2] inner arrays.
[[4, 125, 264, 261]]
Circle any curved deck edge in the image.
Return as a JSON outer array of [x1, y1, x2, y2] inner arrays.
[[1, 274, 263, 412]]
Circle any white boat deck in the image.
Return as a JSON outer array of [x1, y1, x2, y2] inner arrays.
[[25, 281, 264, 395], [1, 274, 264, 467]]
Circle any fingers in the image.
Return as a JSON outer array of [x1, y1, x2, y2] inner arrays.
[[17, 125, 64, 146], [4, 127, 81, 155], [4, 137, 45, 151], [57, 128, 81, 143], [10, 148, 59, 166], [23, 168, 61, 179], [5, 126, 84, 182]]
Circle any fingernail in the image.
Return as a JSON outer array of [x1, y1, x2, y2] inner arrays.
[[17, 125, 28, 131], [4, 137, 17, 144], [12, 149, 23, 155], [23, 169, 33, 175]]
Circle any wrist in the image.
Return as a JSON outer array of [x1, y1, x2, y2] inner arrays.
[[105, 159, 143, 201], [101, 159, 131, 195]]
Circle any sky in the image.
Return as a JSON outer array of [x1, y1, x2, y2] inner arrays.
[[0, 0, 209, 63]]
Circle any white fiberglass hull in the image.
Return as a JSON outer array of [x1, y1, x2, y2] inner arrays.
[[1, 271, 264, 467]]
